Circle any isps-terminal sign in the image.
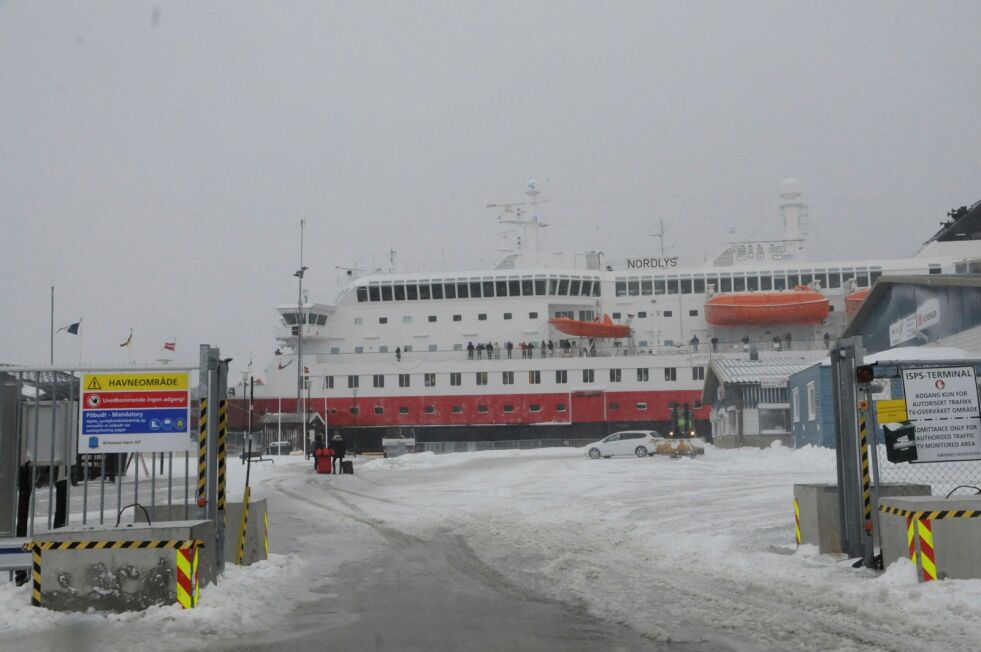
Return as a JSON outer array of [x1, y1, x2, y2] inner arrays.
[[78, 371, 191, 453], [901, 366, 981, 463]]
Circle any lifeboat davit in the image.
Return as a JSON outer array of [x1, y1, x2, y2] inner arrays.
[[704, 286, 829, 326], [549, 314, 631, 338], [845, 288, 870, 319]]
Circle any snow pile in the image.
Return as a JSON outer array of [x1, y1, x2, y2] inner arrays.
[[362, 446, 581, 471]]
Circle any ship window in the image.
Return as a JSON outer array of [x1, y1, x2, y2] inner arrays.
[[558, 279, 570, 295], [581, 280, 593, 296], [404, 345, 412, 352], [720, 277, 732, 292], [324, 376, 334, 389], [428, 344, 437, 352], [476, 372, 488, 386], [504, 313, 512, 320], [453, 343, 462, 351], [664, 367, 677, 381], [787, 274, 799, 287], [330, 347, 340, 354], [812, 272, 826, 288], [444, 283, 456, 299], [637, 368, 649, 382], [611, 312, 620, 320], [348, 375, 359, 388], [503, 405, 514, 413], [856, 271, 870, 287], [626, 280, 637, 296], [431, 284, 444, 299], [448, 405, 461, 414], [503, 371, 514, 385], [425, 405, 435, 414], [654, 279, 665, 295], [529, 311, 538, 319], [733, 277, 745, 292], [393, 284, 405, 300], [746, 276, 759, 291], [478, 313, 487, 321], [508, 279, 520, 296], [609, 369, 622, 383], [369, 286, 380, 301], [379, 317, 388, 324], [381, 285, 393, 301], [774, 275, 787, 291], [801, 273, 813, 286], [535, 279, 546, 295], [555, 370, 567, 384], [406, 284, 418, 300], [349, 407, 359, 415], [693, 278, 705, 294], [759, 275, 772, 290], [663, 310, 673, 317], [453, 314, 462, 322], [556, 403, 566, 412], [689, 309, 698, 317], [403, 315, 412, 324], [354, 346, 364, 353], [641, 279, 653, 295], [638, 311, 647, 318], [458, 282, 470, 298], [380, 345, 389, 353], [319, 315, 328, 325], [692, 366, 705, 380], [681, 279, 693, 294], [399, 406, 409, 415], [529, 370, 541, 384], [450, 372, 461, 386], [425, 373, 436, 387], [483, 281, 495, 297], [667, 279, 679, 294], [636, 402, 648, 411], [582, 369, 595, 383], [929, 266, 942, 275], [419, 284, 431, 300], [469, 281, 481, 298], [374, 406, 384, 415], [841, 270, 855, 285], [615, 280, 627, 297], [428, 315, 437, 322], [356, 287, 368, 302], [478, 405, 489, 413], [529, 404, 541, 413], [497, 280, 508, 296], [399, 374, 410, 388], [354, 317, 363, 326], [609, 402, 619, 411], [548, 278, 558, 295], [571, 279, 583, 296], [870, 270, 882, 284], [283, 313, 297, 325], [827, 272, 840, 289]]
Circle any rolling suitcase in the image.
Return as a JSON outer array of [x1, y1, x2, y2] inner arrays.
[[342, 460, 354, 475]]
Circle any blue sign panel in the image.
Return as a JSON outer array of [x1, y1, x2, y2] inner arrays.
[[82, 409, 190, 436]]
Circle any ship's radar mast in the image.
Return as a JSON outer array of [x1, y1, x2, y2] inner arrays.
[[487, 179, 549, 253]]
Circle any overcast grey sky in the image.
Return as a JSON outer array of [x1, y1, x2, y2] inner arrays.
[[1, 1, 978, 378]]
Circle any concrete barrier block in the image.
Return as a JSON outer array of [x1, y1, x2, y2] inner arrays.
[[879, 496, 981, 578], [139, 500, 269, 566], [32, 520, 215, 612]]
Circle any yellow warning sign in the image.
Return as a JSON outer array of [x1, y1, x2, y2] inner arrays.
[[876, 399, 908, 424], [82, 373, 189, 391]]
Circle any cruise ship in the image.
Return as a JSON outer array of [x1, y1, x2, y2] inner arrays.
[[244, 179, 981, 450]]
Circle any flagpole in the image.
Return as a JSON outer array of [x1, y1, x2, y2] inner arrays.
[[50, 286, 54, 365], [79, 319, 83, 365]]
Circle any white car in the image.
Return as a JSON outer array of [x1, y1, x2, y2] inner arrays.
[[584, 430, 660, 459]]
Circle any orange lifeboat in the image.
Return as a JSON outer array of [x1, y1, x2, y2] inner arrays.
[[845, 288, 870, 319], [549, 314, 631, 338], [704, 286, 829, 326]]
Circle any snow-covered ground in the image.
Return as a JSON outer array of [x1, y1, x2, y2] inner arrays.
[[3, 445, 980, 651]]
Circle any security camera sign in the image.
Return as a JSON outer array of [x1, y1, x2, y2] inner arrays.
[[78, 372, 192, 453], [901, 366, 981, 463]]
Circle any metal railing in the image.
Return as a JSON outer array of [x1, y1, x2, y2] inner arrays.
[[416, 438, 594, 454]]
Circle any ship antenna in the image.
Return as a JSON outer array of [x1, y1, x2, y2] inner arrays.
[[650, 219, 668, 257]]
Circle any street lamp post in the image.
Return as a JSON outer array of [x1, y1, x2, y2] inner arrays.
[[294, 265, 308, 457]]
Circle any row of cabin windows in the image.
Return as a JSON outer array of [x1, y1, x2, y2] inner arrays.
[[353, 400, 703, 416], [356, 277, 602, 303], [283, 312, 328, 326], [614, 268, 882, 297], [363, 311, 541, 325], [327, 367, 703, 389]]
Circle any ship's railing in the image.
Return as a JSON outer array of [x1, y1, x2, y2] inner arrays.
[[417, 438, 596, 454]]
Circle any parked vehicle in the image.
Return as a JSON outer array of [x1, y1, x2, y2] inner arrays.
[[584, 431, 660, 459], [267, 441, 293, 455]]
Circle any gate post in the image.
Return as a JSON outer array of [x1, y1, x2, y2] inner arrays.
[[830, 336, 872, 562]]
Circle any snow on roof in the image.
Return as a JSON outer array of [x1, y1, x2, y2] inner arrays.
[[710, 355, 824, 385], [817, 345, 975, 367]]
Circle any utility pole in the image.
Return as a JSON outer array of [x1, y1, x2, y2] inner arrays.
[[294, 218, 308, 458]]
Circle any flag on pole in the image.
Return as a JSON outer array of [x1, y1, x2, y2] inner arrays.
[[120, 330, 133, 347], [163, 341, 176, 352], [56, 320, 81, 335]]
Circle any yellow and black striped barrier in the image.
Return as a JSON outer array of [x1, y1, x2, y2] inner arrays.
[[26, 540, 204, 608], [217, 399, 227, 511], [858, 416, 872, 530], [882, 505, 981, 583], [878, 505, 981, 521], [236, 486, 251, 565], [197, 398, 208, 506], [793, 497, 801, 547], [263, 510, 269, 559], [176, 546, 200, 609]]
